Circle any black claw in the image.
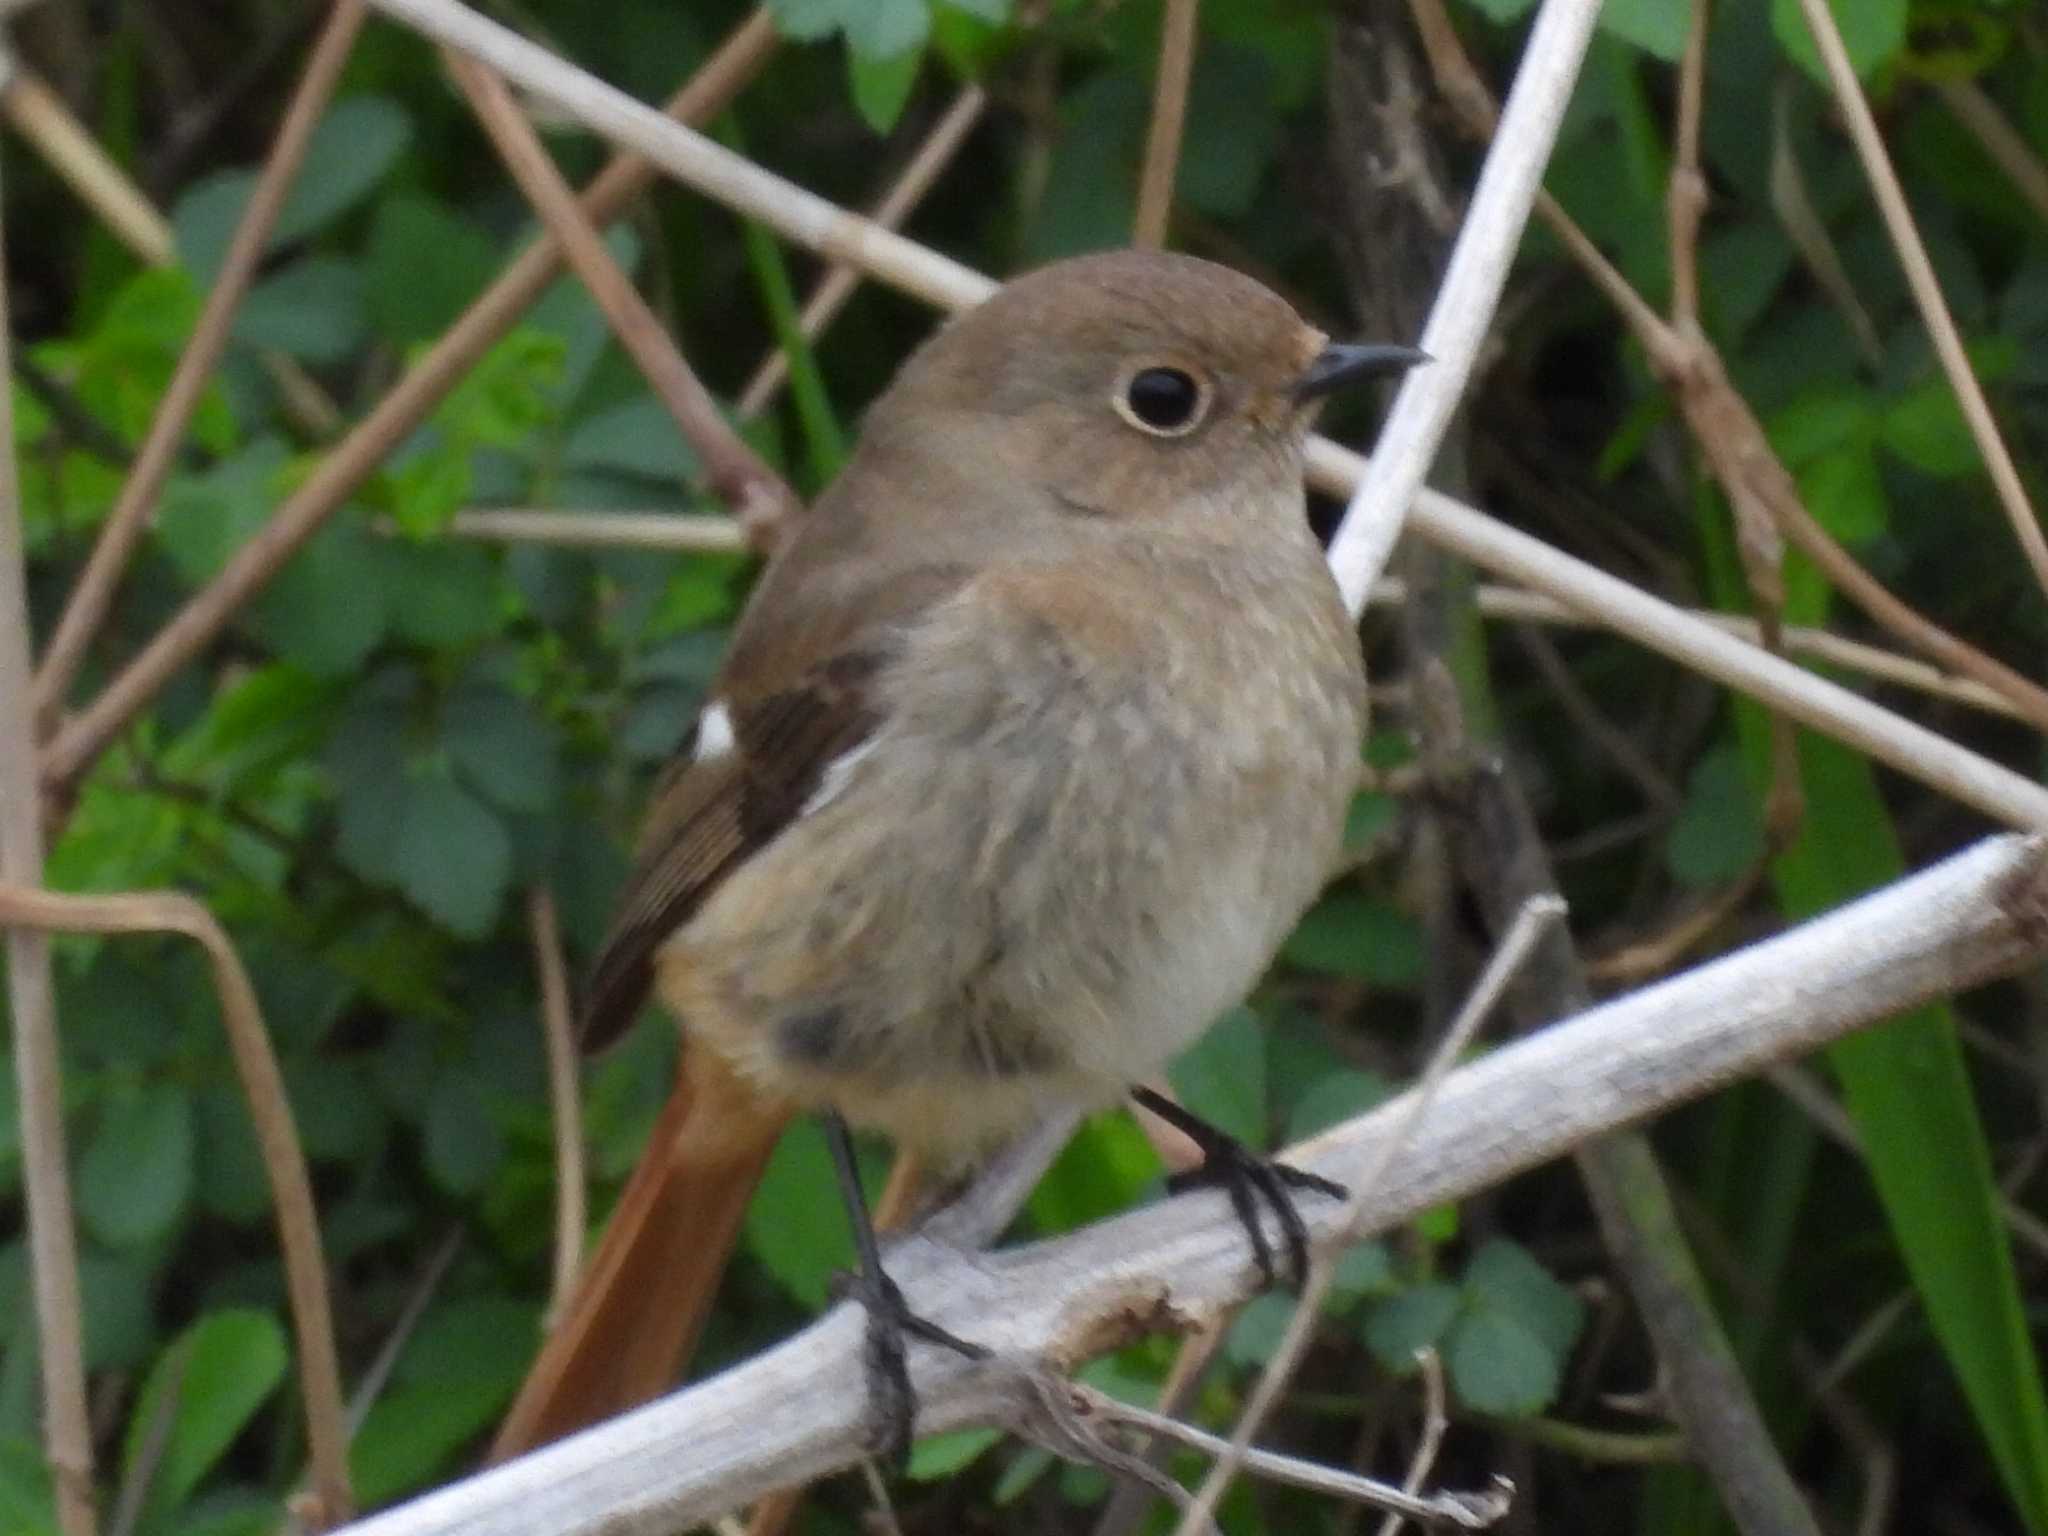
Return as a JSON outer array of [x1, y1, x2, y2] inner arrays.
[[823, 1113, 990, 1466], [1135, 1086, 1346, 1289]]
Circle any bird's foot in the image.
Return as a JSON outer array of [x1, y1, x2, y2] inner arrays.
[[838, 1262, 990, 1467], [1134, 1087, 1345, 1288]]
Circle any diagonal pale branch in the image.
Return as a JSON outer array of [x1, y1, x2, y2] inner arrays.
[[0, 63, 172, 263], [36, 9, 779, 794], [0, 142, 96, 1536], [0, 887, 353, 1528], [1316, 442, 2048, 830], [442, 46, 798, 548], [1797, 0, 2048, 602], [31, 0, 368, 723], [1132, 0, 1198, 248], [325, 831, 2048, 1536]]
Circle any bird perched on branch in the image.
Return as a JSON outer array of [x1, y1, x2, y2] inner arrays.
[[491, 247, 1422, 1464]]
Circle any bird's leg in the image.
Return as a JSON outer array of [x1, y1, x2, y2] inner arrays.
[[822, 1112, 989, 1467], [1129, 1086, 1345, 1288]]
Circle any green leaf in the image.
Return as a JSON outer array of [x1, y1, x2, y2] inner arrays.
[[80, 1082, 194, 1247], [843, 0, 930, 59], [1796, 444, 1889, 543], [443, 685, 559, 814], [233, 257, 366, 363], [377, 541, 505, 648], [1771, 0, 1906, 83], [273, 96, 413, 243], [937, 0, 1007, 20], [1707, 502, 2048, 1529], [157, 438, 288, 586], [562, 395, 702, 484], [1363, 1282, 1460, 1371], [1177, 44, 1284, 218], [1443, 1306, 1567, 1417], [765, 0, 846, 42], [1282, 890, 1424, 984], [121, 1310, 287, 1524], [1169, 1006, 1266, 1149], [906, 1425, 1001, 1481], [394, 774, 513, 937], [1597, 0, 1688, 58], [1466, 0, 1535, 20], [849, 42, 925, 133], [1881, 380, 1981, 477], [1664, 746, 1766, 888], [424, 1068, 504, 1196], [254, 511, 390, 676], [746, 1118, 856, 1308], [172, 170, 257, 287], [350, 1377, 510, 1505], [366, 195, 501, 346], [0, 1438, 55, 1536], [1462, 1239, 1584, 1360], [1223, 1293, 1296, 1366], [1285, 1069, 1393, 1142]]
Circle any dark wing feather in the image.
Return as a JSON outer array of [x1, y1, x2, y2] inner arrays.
[[578, 564, 968, 1051]]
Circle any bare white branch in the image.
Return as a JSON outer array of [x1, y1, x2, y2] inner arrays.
[[327, 833, 2048, 1536]]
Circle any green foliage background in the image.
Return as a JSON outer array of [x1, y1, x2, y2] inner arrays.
[[3, 0, 2047, 1532]]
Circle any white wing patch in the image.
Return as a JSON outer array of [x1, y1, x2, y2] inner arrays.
[[695, 700, 736, 760], [802, 739, 878, 817]]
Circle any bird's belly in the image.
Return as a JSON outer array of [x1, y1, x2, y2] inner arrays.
[[664, 732, 1346, 1162]]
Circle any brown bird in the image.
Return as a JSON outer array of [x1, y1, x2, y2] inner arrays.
[[491, 248, 1422, 1463]]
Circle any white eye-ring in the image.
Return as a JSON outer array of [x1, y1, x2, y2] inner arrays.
[[1113, 362, 1212, 437]]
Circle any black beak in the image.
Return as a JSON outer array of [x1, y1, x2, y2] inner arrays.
[[1292, 342, 1430, 401]]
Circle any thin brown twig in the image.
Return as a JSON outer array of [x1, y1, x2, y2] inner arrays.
[[0, 146, 96, 1536], [735, 85, 988, 421], [1933, 78, 2048, 226], [37, 10, 779, 795], [0, 885, 353, 1528], [527, 888, 587, 1321], [31, 0, 367, 725], [1670, 0, 1803, 844], [1798, 0, 2048, 601], [442, 45, 798, 549], [1405, 0, 2048, 738], [1132, 0, 1198, 247]]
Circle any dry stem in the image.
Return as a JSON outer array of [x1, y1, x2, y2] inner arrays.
[[0, 886, 354, 1527], [735, 86, 987, 421], [319, 830, 2048, 1536], [442, 46, 798, 548], [1797, 0, 2048, 600], [1132, 0, 1198, 247], [32, 0, 368, 723], [526, 888, 586, 1320], [0, 143, 96, 1536], [37, 9, 779, 792]]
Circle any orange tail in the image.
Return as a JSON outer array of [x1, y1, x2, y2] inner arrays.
[[491, 1049, 791, 1461]]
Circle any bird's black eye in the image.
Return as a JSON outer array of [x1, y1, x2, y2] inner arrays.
[[1117, 366, 1207, 436]]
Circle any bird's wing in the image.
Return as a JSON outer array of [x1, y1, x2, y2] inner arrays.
[[578, 557, 975, 1050]]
